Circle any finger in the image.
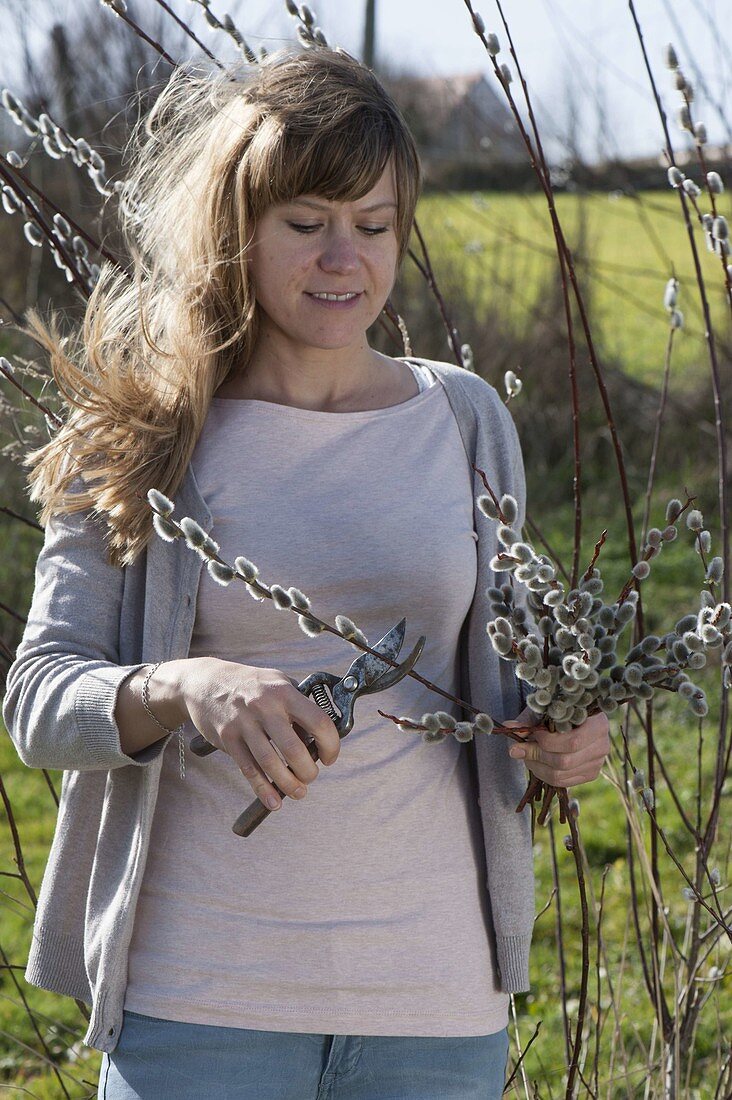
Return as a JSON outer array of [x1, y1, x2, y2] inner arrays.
[[248, 722, 314, 800], [527, 728, 586, 754], [218, 725, 295, 809], [266, 714, 320, 784], [528, 731, 604, 762], [503, 706, 541, 730], [510, 739, 600, 773], [527, 714, 610, 755], [517, 758, 600, 788], [288, 694, 341, 765]]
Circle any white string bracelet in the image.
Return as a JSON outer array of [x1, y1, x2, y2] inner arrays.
[[142, 662, 186, 780]]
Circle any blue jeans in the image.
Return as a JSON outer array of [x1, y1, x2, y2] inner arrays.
[[98, 1010, 510, 1099]]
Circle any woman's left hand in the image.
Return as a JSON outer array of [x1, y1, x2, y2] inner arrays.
[[503, 708, 611, 789]]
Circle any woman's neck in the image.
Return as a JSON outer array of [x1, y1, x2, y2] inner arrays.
[[215, 352, 418, 413]]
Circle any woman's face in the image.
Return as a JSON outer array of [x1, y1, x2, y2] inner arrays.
[[247, 163, 400, 355]]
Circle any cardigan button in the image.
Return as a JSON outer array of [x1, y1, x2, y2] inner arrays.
[[108, 1026, 115, 1035]]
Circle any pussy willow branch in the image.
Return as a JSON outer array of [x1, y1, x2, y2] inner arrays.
[[0, 940, 72, 1099], [148, 502, 536, 740], [641, 325, 677, 545], [100, 3, 178, 68], [582, 530, 608, 583], [615, 747, 732, 939], [0, 601, 26, 625], [547, 814, 571, 1066], [0, 774, 36, 908], [0, 295, 24, 325], [0, 161, 88, 297], [502, 1020, 542, 1093], [616, 756, 730, 963], [2, 158, 126, 274], [379, 296, 413, 355], [627, 7, 731, 1025], [627, 2, 729, 609], [559, 789, 591, 1099], [0, 357, 62, 425], [662, 0, 732, 148], [0, 1025, 90, 1089], [689, 131, 732, 311], [556, 229, 582, 589], [661, 127, 732, 315], [0, 507, 43, 532], [616, 708, 730, 1069], [616, 718, 664, 1025], [151, 0, 226, 68], [408, 221, 466, 369], [627, 700, 698, 839], [465, 0, 644, 634], [592, 867, 611, 1095]]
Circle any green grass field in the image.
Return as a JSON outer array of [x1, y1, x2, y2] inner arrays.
[[415, 188, 732, 388]]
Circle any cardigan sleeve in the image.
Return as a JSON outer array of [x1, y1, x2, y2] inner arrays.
[[2, 502, 172, 772]]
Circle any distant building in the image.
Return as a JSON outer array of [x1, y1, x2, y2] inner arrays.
[[661, 143, 731, 168], [383, 71, 525, 168]]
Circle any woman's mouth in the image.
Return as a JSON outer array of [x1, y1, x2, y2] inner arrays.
[[305, 291, 363, 309]]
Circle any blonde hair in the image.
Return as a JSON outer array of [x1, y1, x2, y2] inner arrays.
[[23, 46, 423, 567]]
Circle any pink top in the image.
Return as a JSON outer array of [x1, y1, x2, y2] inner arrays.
[[124, 360, 509, 1037]]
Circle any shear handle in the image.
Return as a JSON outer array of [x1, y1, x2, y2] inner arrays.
[[188, 672, 342, 836], [232, 725, 320, 837], [231, 671, 347, 836]]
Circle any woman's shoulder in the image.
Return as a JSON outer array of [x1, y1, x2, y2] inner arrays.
[[409, 356, 510, 419], [411, 356, 523, 475]]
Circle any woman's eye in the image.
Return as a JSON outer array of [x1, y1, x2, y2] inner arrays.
[[288, 223, 389, 236]]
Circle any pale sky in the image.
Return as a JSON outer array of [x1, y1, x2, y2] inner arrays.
[[3, 0, 731, 163], [297, 0, 732, 161]]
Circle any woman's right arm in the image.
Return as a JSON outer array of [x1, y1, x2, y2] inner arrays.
[[3, 503, 340, 798], [2, 504, 157, 772], [119, 658, 341, 810]]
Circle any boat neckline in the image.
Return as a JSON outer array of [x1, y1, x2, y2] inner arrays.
[[209, 358, 440, 419]]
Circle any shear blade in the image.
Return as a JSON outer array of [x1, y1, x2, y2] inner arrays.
[[368, 634, 425, 692], [349, 617, 405, 686]]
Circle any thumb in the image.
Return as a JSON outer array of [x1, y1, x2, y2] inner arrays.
[[503, 706, 541, 739]]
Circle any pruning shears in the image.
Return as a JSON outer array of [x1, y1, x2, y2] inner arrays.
[[188, 617, 425, 837]]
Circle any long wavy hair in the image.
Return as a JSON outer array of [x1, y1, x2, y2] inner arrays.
[[22, 46, 423, 567]]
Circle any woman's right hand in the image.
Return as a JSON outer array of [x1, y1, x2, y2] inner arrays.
[[179, 657, 341, 810]]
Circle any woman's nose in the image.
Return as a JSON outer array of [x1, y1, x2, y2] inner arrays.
[[318, 231, 360, 273]]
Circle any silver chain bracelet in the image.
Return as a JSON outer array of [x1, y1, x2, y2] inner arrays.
[[142, 662, 186, 780]]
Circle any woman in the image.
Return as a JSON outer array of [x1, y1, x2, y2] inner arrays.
[[3, 46, 609, 1099]]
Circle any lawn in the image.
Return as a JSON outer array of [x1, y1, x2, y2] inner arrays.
[[415, 188, 732, 387]]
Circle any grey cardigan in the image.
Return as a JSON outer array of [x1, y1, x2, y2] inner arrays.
[[3, 357, 534, 1054]]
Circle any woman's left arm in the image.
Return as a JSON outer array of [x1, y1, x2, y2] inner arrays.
[[496, 392, 611, 788], [503, 707, 611, 789]]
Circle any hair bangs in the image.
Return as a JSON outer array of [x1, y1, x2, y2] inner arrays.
[[274, 113, 396, 207]]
